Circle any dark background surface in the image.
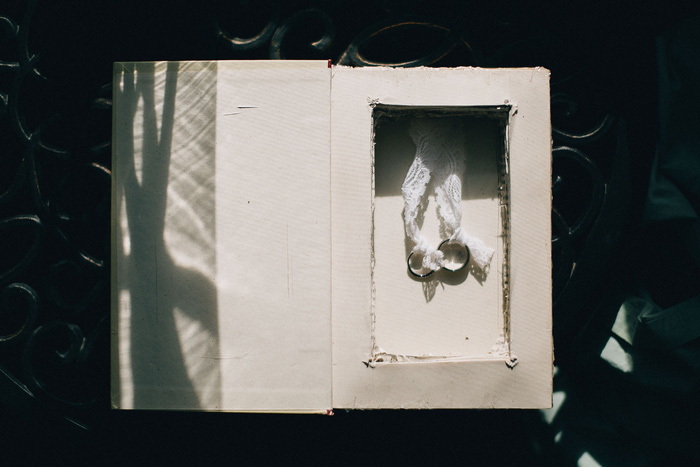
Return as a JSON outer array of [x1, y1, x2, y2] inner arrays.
[[1, 1, 699, 464]]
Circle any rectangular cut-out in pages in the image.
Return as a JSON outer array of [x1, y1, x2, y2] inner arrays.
[[372, 106, 508, 361]]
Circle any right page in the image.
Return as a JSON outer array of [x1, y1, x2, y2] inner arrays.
[[331, 66, 552, 409]]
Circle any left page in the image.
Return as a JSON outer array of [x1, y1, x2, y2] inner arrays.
[[112, 60, 332, 412]]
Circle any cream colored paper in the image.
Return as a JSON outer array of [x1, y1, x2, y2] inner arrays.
[[112, 61, 221, 410], [331, 66, 552, 409], [112, 62, 551, 411], [214, 61, 331, 412], [112, 60, 332, 412]]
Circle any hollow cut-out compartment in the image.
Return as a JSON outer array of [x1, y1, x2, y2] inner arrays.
[[371, 105, 510, 361]]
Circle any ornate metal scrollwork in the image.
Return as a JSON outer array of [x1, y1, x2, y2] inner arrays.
[[0, 214, 43, 282], [0, 283, 39, 346], [270, 8, 335, 59], [22, 316, 106, 407], [216, 0, 282, 52], [0, 0, 111, 429], [551, 93, 615, 145], [337, 16, 466, 67]]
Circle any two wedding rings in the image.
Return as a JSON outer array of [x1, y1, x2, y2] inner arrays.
[[407, 239, 471, 279]]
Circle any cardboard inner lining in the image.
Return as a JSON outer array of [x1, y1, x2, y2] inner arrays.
[[371, 105, 511, 361]]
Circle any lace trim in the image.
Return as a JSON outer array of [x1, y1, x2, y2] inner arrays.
[[401, 117, 494, 271]]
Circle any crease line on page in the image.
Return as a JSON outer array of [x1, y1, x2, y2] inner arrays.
[[329, 65, 334, 409]]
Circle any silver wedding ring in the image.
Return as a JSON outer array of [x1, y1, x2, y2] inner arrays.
[[407, 251, 435, 279], [407, 239, 471, 278], [437, 239, 470, 272]]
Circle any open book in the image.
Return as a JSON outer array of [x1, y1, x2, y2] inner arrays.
[[111, 61, 552, 412]]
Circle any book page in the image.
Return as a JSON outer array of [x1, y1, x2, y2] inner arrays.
[[113, 60, 332, 412], [331, 66, 552, 409]]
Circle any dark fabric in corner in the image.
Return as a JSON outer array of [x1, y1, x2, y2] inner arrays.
[[541, 15, 700, 465]]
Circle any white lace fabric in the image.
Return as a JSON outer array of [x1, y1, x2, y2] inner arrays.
[[401, 117, 494, 271]]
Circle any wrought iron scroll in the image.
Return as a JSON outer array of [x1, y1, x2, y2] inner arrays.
[[0, 0, 111, 432]]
